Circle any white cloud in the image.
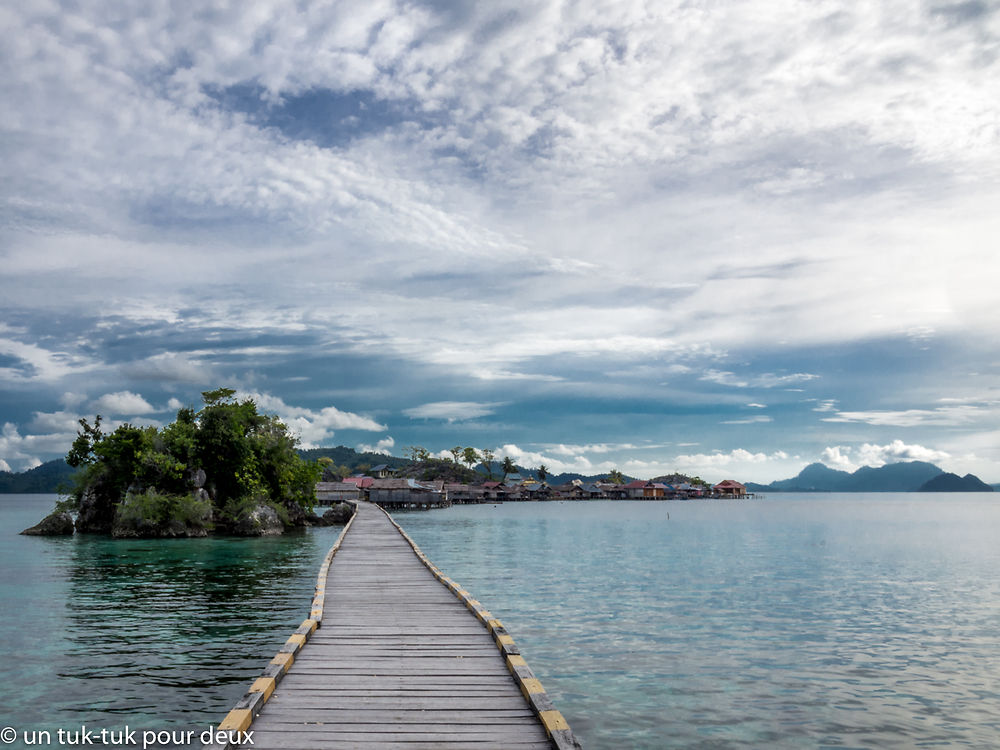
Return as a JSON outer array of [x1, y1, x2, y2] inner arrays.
[[403, 401, 501, 422], [0, 338, 98, 383], [822, 404, 989, 427], [166, 398, 185, 411], [721, 415, 773, 424], [92, 391, 156, 415], [811, 399, 839, 413], [470, 368, 564, 382], [701, 370, 820, 389], [821, 440, 952, 472], [357, 436, 395, 455], [546, 442, 640, 456], [674, 448, 788, 467], [27, 410, 81, 434], [239, 391, 386, 447], [496, 443, 598, 476], [820, 446, 856, 471], [0, 422, 76, 472], [60, 392, 88, 408], [0, 458, 10, 472]]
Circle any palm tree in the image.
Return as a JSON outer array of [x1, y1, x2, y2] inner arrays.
[[537, 464, 548, 483], [501, 456, 516, 482]]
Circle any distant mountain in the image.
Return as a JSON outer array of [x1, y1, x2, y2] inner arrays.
[[0, 459, 76, 494], [768, 463, 856, 492], [919, 473, 994, 492], [747, 461, 982, 493]]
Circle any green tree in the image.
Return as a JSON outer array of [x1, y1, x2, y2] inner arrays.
[[66, 415, 105, 468], [607, 468, 625, 484], [501, 456, 516, 482], [480, 448, 496, 480], [461, 447, 480, 470], [450, 446, 462, 464], [537, 464, 548, 483], [406, 446, 430, 462]]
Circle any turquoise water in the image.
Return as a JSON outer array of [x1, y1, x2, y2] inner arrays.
[[2, 494, 1000, 749], [399, 496, 1000, 749]]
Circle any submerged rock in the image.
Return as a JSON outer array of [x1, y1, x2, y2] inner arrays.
[[20, 510, 75, 536], [231, 503, 285, 536], [322, 503, 354, 525]]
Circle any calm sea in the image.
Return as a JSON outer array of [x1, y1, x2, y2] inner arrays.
[[2, 494, 999, 749]]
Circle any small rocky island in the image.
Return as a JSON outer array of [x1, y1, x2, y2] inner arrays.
[[21, 388, 350, 538]]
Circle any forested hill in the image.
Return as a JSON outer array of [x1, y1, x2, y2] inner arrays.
[[0, 460, 75, 493], [297, 446, 411, 472]]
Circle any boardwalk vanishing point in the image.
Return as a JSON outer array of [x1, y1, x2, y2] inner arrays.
[[206, 501, 581, 750]]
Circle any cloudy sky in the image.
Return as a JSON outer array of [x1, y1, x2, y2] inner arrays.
[[2, 0, 999, 483]]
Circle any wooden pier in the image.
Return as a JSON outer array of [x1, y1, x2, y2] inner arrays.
[[208, 501, 579, 750]]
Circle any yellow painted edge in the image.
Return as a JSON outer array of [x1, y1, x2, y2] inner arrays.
[[519, 678, 546, 696], [507, 654, 528, 669], [270, 652, 294, 670], [218, 708, 253, 732], [496, 634, 516, 646], [287, 633, 307, 647], [539, 710, 570, 733], [486, 619, 504, 632], [300, 618, 317, 634], [249, 677, 276, 701]]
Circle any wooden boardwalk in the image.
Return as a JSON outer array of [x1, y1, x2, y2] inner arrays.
[[213, 501, 579, 750]]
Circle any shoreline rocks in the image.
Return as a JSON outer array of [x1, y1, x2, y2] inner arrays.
[[20, 510, 75, 536], [322, 503, 353, 525], [231, 503, 285, 536]]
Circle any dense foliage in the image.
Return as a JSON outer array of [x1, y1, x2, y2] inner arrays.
[[65, 388, 320, 532]]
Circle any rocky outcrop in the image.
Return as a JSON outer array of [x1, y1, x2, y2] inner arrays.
[[231, 503, 285, 536], [112, 515, 201, 538], [322, 503, 354, 525], [20, 510, 75, 536], [75, 487, 115, 533]]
